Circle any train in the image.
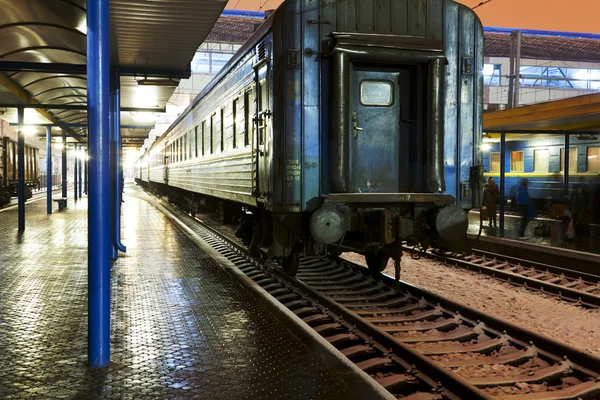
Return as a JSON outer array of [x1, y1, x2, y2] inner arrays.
[[482, 135, 600, 205], [136, 0, 484, 275], [0, 137, 39, 207]]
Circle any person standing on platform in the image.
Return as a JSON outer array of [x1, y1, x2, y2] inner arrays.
[[516, 178, 531, 240], [484, 177, 499, 227]]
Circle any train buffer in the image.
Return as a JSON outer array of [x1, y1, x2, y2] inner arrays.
[[53, 197, 68, 211]]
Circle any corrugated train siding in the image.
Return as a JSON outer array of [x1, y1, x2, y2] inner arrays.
[[167, 152, 256, 206], [329, 0, 444, 40], [149, 166, 165, 184]]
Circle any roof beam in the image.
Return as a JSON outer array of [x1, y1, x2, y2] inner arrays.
[[10, 122, 155, 129], [0, 103, 166, 113], [0, 73, 82, 141], [0, 61, 191, 79]]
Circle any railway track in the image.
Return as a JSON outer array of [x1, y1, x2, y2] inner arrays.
[[414, 247, 600, 308], [155, 195, 600, 400]]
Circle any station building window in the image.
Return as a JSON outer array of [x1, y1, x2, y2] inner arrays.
[[588, 147, 600, 172], [483, 64, 502, 86], [533, 149, 549, 172], [560, 148, 577, 173], [510, 151, 524, 172], [489, 152, 500, 172]]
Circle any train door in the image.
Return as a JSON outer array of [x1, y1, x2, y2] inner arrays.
[[253, 65, 270, 200], [350, 68, 402, 193]]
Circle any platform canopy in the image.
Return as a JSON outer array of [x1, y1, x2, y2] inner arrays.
[[484, 93, 600, 134], [0, 0, 227, 147]]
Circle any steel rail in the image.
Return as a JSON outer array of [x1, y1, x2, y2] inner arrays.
[[147, 188, 600, 399], [409, 246, 600, 308]]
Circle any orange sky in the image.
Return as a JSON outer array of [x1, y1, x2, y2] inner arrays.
[[226, 0, 600, 34]]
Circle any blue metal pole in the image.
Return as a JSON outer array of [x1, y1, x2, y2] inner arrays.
[[87, 0, 111, 368], [113, 69, 126, 253], [84, 154, 88, 195], [17, 107, 25, 231], [499, 132, 506, 235], [46, 127, 52, 214], [109, 69, 117, 261], [74, 144, 78, 201], [78, 149, 83, 199], [62, 133, 67, 198]]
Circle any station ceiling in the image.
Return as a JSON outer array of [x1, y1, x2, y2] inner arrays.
[[0, 0, 227, 148]]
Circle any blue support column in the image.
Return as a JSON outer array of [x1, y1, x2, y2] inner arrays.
[[87, 0, 111, 368], [113, 68, 126, 253], [84, 154, 88, 195], [499, 132, 506, 235], [74, 144, 78, 201], [109, 69, 117, 261], [78, 148, 83, 199], [17, 107, 25, 231], [62, 133, 67, 198], [564, 133, 570, 196], [46, 127, 52, 215]]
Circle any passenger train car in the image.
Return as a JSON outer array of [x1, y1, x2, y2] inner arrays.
[[483, 135, 600, 204], [0, 137, 38, 207], [137, 0, 484, 275]]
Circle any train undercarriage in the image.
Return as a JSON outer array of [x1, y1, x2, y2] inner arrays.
[[137, 179, 469, 277]]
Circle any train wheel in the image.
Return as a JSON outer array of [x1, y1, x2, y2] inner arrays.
[[365, 251, 389, 275]]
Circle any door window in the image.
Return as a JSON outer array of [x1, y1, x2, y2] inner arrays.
[[360, 80, 393, 106]]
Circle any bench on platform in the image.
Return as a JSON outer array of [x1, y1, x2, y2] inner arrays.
[[53, 197, 68, 211]]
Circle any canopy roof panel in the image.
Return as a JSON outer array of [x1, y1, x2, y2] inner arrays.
[[0, 0, 227, 145], [484, 93, 600, 133]]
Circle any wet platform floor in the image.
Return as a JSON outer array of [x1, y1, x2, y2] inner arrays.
[[0, 184, 359, 399]]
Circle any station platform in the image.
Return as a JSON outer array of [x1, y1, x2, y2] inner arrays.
[[468, 210, 600, 256], [0, 184, 361, 399]]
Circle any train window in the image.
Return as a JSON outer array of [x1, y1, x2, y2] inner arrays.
[[232, 98, 238, 149], [201, 121, 206, 156], [534, 150, 549, 173], [490, 152, 500, 172], [360, 81, 393, 106], [587, 147, 600, 172], [560, 148, 577, 173], [194, 126, 199, 158], [244, 90, 253, 147], [210, 114, 215, 154], [188, 130, 193, 159], [220, 108, 225, 153], [510, 151, 524, 172]]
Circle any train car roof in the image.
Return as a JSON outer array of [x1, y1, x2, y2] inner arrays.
[[145, 11, 277, 155]]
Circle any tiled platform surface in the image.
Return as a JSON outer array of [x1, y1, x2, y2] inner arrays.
[[468, 211, 600, 255], [0, 184, 360, 399]]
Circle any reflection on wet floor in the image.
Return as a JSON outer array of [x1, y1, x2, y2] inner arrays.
[[0, 184, 359, 399]]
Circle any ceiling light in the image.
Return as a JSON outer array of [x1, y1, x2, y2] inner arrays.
[[136, 79, 179, 87], [481, 143, 492, 152], [132, 112, 156, 122], [76, 20, 87, 35], [23, 126, 37, 136]]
